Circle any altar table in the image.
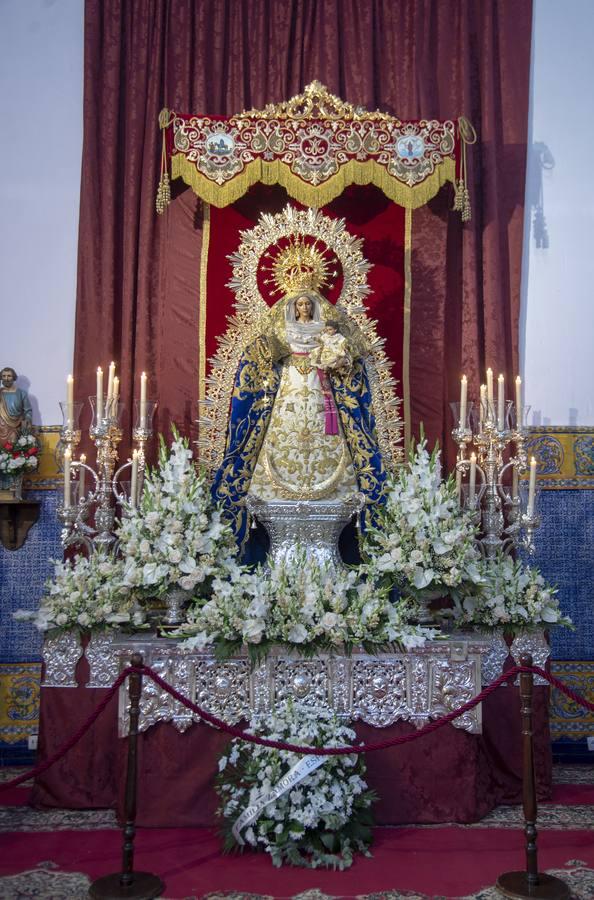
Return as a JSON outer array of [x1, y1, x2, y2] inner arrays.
[[31, 633, 552, 827]]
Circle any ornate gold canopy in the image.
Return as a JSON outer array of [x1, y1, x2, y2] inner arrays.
[[157, 82, 469, 212]]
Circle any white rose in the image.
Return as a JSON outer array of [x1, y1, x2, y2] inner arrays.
[[320, 612, 340, 631], [413, 567, 434, 589], [242, 619, 265, 643], [287, 623, 308, 643]]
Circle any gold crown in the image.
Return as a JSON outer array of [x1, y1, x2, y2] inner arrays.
[[262, 236, 337, 297]]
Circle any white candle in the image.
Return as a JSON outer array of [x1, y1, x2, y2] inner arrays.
[[79, 453, 86, 497], [486, 367, 494, 405], [140, 372, 147, 429], [131, 449, 139, 507], [469, 453, 477, 504], [479, 384, 487, 425], [515, 376, 522, 428], [527, 456, 537, 517], [107, 361, 116, 401], [64, 448, 71, 506], [512, 465, 518, 501], [497, 374, 505, 431], [66, 374, 74, 428], [96, 367, 104, 422], [113, 375, 120, 403], [459, 375, 467, 429]]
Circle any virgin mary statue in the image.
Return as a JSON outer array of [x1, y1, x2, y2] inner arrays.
[[212, 286, 387, 547]]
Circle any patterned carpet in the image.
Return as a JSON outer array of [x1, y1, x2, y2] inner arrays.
[[0, 804, 117, 832], [553, 764, 594, 784], [205, 863, 594, 897], [2, 800, 593, 833], [0, 765, 592, 897], [0, 860, 593, 899]]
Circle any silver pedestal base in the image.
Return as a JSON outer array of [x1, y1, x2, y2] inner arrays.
[[246, 493, 365, 570]]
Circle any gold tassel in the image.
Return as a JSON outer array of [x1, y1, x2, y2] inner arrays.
[[452, 179, 464, 212], [156, 108, 172, 215], [454, 116, 477, 223]]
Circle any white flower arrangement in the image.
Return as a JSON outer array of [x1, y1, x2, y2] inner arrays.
[[117, 434, 238, 600], [0, 432, 40, 475], [451, 554, 572, 635], [216, 701, 375, 869], [360, 441, 483, 603], [176, 547, 438, 660], [13, 552, 142, 635]]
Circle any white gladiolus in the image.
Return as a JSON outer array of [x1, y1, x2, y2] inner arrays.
[[175, 545, 437, 656], [361, 441, 483, 607], [14, 551, 136, 635], [451, 554, 571, 632], [116, 432, 238, 604]]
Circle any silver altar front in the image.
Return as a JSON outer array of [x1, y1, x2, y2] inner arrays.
[[41, 630, 551, 739]]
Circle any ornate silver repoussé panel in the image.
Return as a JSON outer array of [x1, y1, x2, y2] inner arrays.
[[108, 634, 504, 737], [41, 630, 549, 735]]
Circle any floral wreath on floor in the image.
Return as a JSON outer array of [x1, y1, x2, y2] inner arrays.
[[216, 700, 376, 869]]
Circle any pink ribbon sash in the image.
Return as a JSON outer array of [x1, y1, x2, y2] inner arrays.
[[317, 368, 339, 435]]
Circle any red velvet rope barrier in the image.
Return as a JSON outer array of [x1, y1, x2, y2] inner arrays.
[[0, 662, 592, 793], [0, 669, 130, 790]]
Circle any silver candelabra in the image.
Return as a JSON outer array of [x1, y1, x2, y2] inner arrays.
[[451, 393, 539, 557], [58, 396, 157, 551]]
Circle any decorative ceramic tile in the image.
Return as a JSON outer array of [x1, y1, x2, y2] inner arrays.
[[525, 426, 594, 489], [549, 660, 594, 741], [521, 489, 594, 661], [0, 663, 41, 744], [0, 490, 62, 662]]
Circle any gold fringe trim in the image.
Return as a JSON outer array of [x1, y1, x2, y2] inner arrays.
[[403, 208, 412, 448], [172, 155, 456, 210], [198, 204, 211, 403]]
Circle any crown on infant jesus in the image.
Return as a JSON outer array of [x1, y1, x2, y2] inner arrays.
[[262, 236, 338, 296]]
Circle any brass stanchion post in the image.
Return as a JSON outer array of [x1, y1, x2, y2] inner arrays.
[[496, 654, 569, 899], [89, 653, 164, 899]]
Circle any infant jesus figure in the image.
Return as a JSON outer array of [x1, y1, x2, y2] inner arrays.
[[308, 321, 352, 436], [308, 321, 352, 372]]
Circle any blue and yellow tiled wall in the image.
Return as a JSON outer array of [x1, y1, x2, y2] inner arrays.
[[522, 427, 594, 755], [0, 428, 62, 762]]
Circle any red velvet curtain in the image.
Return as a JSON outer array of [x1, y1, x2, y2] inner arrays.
[[75, 0, 532, 460]]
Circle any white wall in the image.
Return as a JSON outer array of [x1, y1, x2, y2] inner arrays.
[[0, 0, 83, 425], [521, 0, 594, 426], [1, 1, 592, 427]]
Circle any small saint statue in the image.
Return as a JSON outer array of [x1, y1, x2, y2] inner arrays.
[[0, 367, 33, 445]]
